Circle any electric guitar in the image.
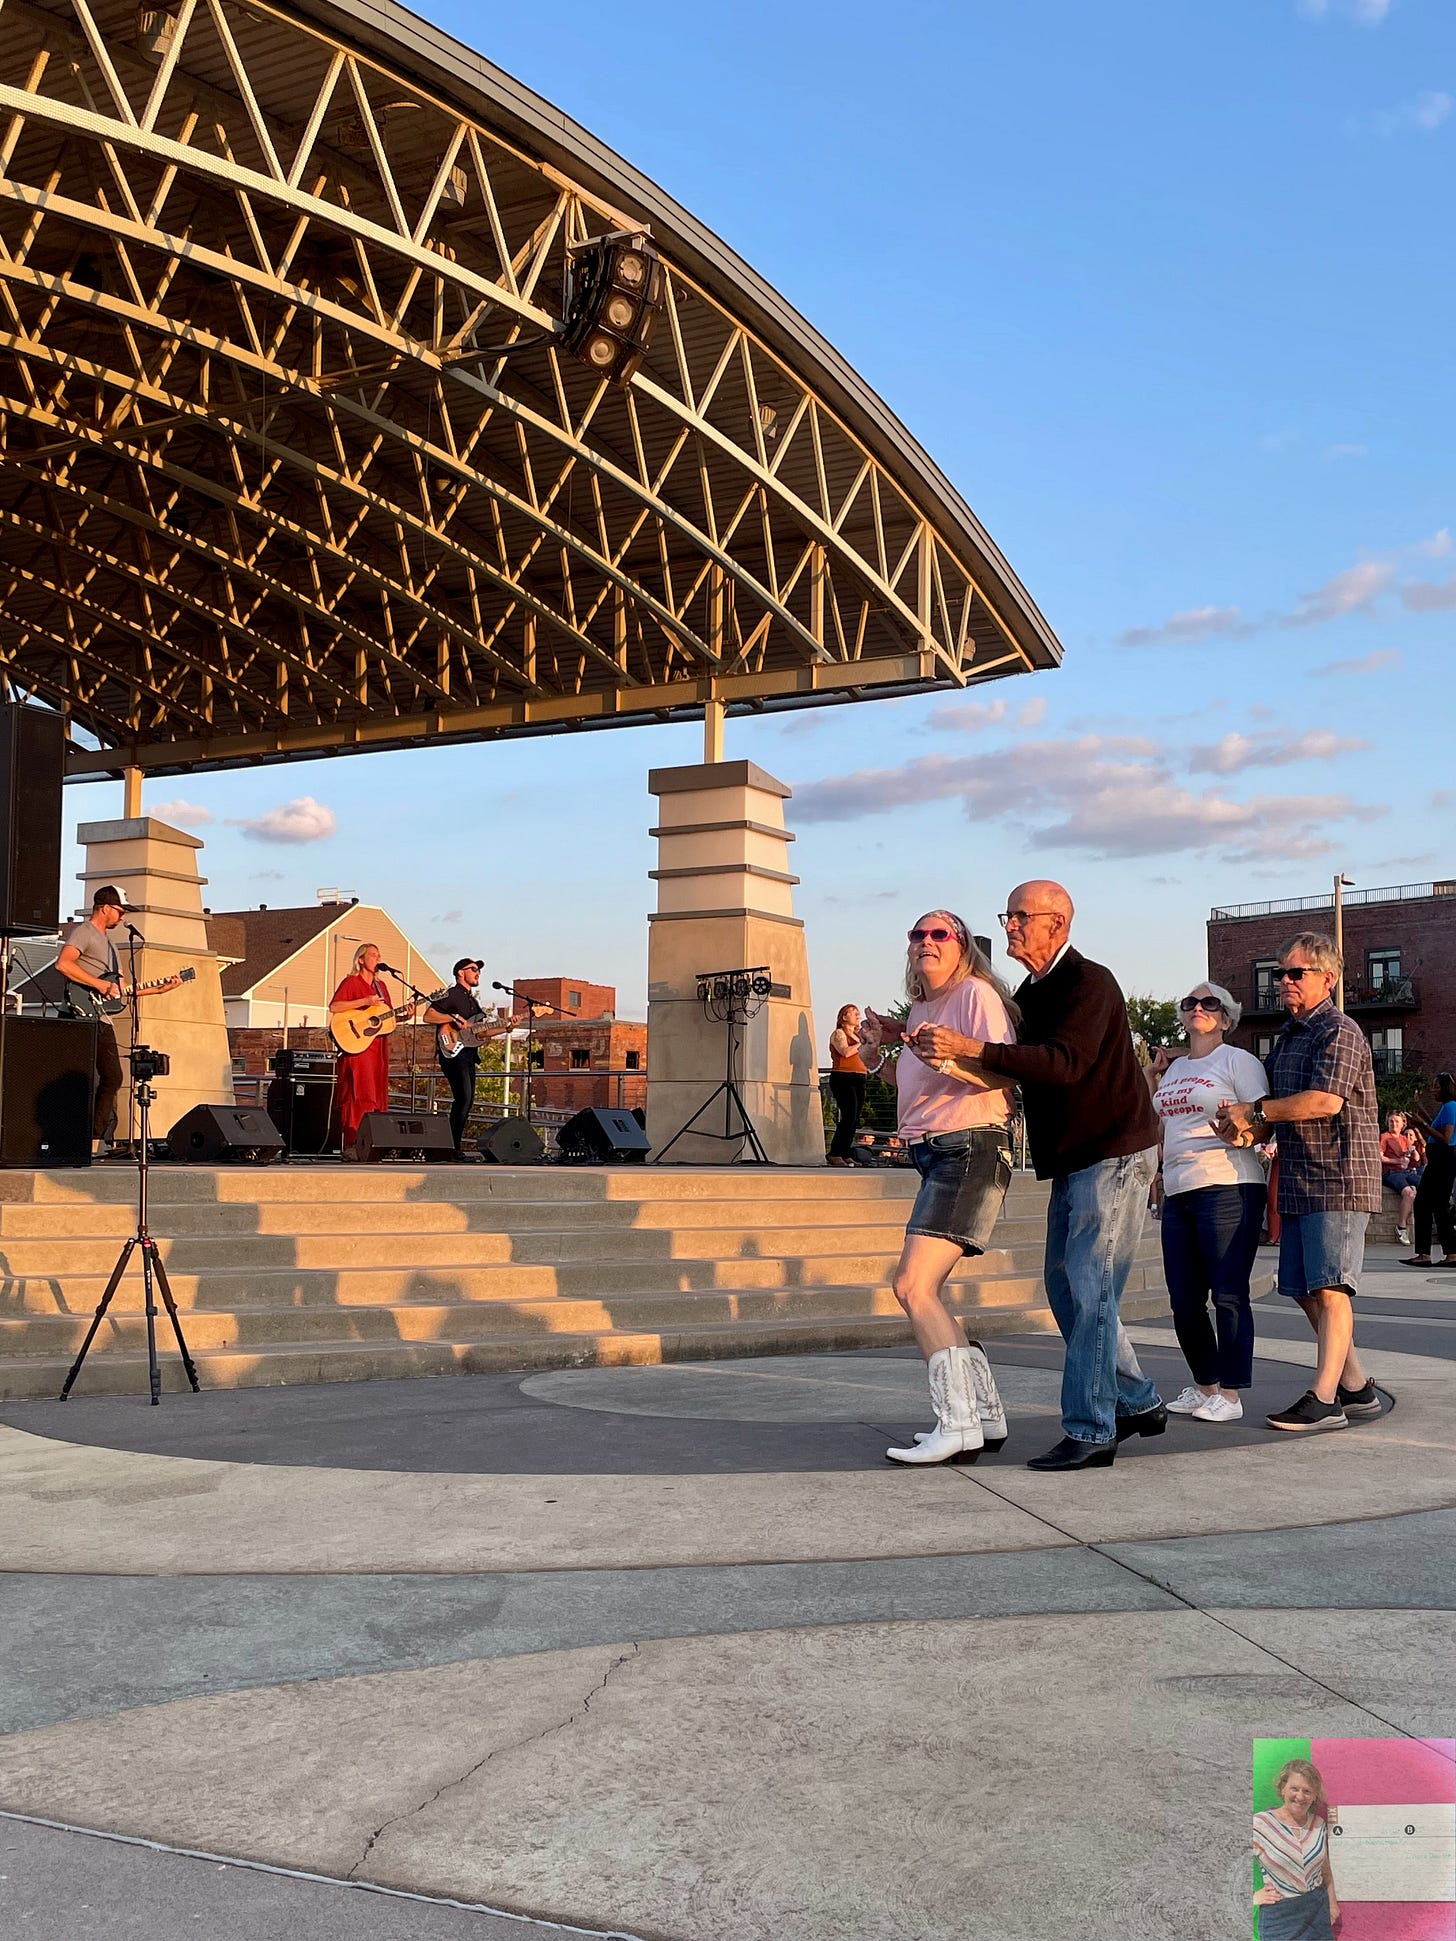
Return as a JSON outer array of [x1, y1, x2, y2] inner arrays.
[[329, 990, 446, 1055], [436, 1012, 513, 1060], [65, 966, 195, 1020]]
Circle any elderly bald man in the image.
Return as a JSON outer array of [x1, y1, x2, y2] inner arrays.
[[926, 881, 1165, 1470]]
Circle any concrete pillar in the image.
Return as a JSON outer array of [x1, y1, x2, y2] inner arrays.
[[646, 761, 821, 1166], [75, 816, 233, 1139]]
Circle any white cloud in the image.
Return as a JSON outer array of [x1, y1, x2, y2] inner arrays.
[[1400, 576, 1456, 612], [150, 798, 213, 828], [250, 869, 285, 881], [1316, 648, 1401, 676], [1284, 559, 1393, 626], [1414, 528, 1451, 558], [793, 735, 1374, 864], [1018, 696, 1049, 728], [1187, 728, 1369, 774], [230, 796, 337, 844], [927, 698, 1008, 733], [1118, 605, 1251, 648], [1359, 90, 1452, 138], [1324, 443, 1368, 460], [1299, 0, 1393, 22], [432, 909, 464, 924]]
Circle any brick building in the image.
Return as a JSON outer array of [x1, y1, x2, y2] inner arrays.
[[514, 978, 646, 1115], [1207, 879, 1456, 1079]]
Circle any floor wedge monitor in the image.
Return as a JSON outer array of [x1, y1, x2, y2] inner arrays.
[[556, 1105, 651, 1163], [479, 1115, 546, 1164], [356, 1111, 454, 1162], [167, 1103, 284, 1164]]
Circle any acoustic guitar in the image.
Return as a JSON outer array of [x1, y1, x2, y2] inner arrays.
[[65, 966, 196, 1020], [329, 990, 446, 1055]]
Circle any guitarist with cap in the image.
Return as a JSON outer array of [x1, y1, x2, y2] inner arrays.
[[55, 886, 184, 1157], [424, 958, 490, 1157]]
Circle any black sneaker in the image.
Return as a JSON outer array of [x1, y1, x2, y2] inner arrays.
[[1337, 1379, 1382, 1419], [1266, 1390, 1348, 1434]]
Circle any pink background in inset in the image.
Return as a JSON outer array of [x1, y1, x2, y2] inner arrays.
[[1308, 1740, 1455, 1941]]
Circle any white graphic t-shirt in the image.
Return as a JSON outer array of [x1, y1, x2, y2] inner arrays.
[[1153, 1043, 1268, 1195]]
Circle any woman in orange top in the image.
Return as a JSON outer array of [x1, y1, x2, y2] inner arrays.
[[827, 1004, 869, 1166], [329, 942, 399, 1160]]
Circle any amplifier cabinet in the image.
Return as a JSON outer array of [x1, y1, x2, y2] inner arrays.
[[0, 1015, 98, 1167]]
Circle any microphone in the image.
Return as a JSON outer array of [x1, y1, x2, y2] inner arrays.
[[492, 981, 511, 993], [375, 962, 402, 976], [125, 922, 142, 937]]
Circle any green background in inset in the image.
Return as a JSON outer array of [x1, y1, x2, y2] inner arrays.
[[1253, 1738, 1314, 1938]]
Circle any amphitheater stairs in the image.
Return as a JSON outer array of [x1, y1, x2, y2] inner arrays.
[[0, 1165, 1168, 1399]]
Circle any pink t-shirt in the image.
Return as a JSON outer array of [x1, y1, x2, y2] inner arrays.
[[896, 977, 1016, 1138]]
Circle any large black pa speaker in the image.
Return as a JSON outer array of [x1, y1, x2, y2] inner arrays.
[[0, 1015, 97, 1166], [478, 1115, 546, 1165], [0, 703, 64, 935], [167, 1103, 284, 1164], [556, 1106, 651, 1164], [356, 1110, 454, 1162], [266, 1073, 334, 1155]]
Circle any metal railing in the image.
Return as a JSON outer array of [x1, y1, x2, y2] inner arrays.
[[1345, 978, 1419, 1011], [1212, 881, 1455, 921]]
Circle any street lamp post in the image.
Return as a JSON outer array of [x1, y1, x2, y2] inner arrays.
[[1333, 873, 1354, 1010]]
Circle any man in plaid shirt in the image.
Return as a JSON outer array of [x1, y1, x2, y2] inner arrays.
[[1216, 931, 1382, 1433]]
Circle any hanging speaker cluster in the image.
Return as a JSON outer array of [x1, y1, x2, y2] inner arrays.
[[562, 232, 665, 385]]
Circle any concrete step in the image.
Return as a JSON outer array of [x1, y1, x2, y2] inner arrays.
[[0, 1286, 1175, 1400]]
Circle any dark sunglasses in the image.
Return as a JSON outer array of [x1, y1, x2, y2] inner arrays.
[[908, 927, 959, 945], [1278, 966, 1321, 982], [1179, 996, 1223, 1014]]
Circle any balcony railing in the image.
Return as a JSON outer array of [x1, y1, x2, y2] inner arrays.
[[1345, 978, 1419, 1011], [1211, 880, 1455, 920]]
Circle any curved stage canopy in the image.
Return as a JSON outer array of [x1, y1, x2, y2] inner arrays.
[[0, 0, 1062, 779]]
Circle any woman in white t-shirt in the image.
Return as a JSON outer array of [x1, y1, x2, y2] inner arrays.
[[1149, 981, 1268, 1423], [860, 911, 1018, 1465]]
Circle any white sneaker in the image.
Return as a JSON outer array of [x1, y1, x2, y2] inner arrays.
[[1166, 1384, 1215, 1415], [1191, 1392, 1243, 1423], [1397, 1227, 1411, 1246]]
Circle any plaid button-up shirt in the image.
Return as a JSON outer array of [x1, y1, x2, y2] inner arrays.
[[1267, 999, 1382, 1215]]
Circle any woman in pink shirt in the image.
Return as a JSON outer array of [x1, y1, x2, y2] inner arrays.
[[862, 911, 1018, 1464]]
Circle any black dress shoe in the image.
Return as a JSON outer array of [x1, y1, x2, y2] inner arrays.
[[1025, 1436, 1117, 1471], [1115, 1402, 1167, 1442]]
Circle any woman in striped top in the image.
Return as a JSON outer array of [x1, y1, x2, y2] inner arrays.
[[1252, 1758, 1340, 1939]]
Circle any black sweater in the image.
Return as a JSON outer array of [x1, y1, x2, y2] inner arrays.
[[978, 947, 1159, 1180]]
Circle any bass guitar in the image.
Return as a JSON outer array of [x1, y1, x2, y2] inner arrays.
[[436, 1013, 513, 1060], [65, 966, 195, 1020], [329, 990, 446, 1055]]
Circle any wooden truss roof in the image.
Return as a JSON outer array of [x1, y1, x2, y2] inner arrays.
[[0, 0, 1063, 779]]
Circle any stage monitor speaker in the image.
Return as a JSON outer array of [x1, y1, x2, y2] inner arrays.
[[478, 1115, 546, 1165], [0, 1015, 97, 1166], [0, 703, 64, 935], [167, 1102, 284, 1164], [556, 1105, 651, 1164], [356, 1110, 454, 1162]]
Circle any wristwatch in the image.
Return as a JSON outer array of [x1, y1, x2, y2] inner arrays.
[[1251, 1102, 1268, 1133]]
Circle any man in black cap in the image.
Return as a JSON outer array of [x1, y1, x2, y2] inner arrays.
[[424, 959, 490, 1157], [54, 886, 179, 1155]]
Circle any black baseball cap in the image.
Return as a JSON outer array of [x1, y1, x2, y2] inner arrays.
[[92, 885, 132, 911], [452, 957, 483, 977]]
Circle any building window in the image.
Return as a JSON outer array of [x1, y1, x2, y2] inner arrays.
[[1368, 948, 1401, 988], [1253, 960, 1280, 1008], [568, 990, 581, 1008], [1370, 1026, 1404, 1075], [625, 1049, 640, 1070], [1256, 1034, 1276, 1061], [570, 1047, 590, 1069]]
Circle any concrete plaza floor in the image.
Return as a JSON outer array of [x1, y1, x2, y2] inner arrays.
[[1, 1243, 1452, 1941]]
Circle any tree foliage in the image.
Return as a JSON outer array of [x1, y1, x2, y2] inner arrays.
[[1126, 992, 1181, 1051]]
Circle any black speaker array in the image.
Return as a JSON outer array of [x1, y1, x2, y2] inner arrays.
[[0, 1016, 97, 1166], [0, 703, 64, 936]]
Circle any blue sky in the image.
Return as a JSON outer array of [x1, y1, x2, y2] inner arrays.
[[67, 0, 1455, 1020]]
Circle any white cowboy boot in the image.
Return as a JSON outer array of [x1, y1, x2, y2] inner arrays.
[[964, 1338, 1007, 1451], [887, 1346, 984, 1464]]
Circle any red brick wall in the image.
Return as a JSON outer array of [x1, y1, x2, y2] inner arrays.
[[532, 1017, 647, 1113], [512, 977, 616, 1023], [1207, 892, 1456, 1072]]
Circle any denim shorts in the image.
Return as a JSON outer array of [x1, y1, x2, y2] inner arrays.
[[905, 1126, 1013, 1255], [1277, 1209, 1368, 1301]]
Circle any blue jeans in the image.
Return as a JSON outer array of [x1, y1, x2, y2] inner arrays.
[[1160, 1182, 1264, 1389], [1044, 1148, 1161, 1442]]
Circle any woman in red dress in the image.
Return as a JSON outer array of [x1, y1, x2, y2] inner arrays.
[[329, 942, 399, 1159]]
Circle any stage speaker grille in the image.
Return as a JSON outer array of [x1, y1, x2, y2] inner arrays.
[[0, 1015, 97, 1166], [167, 1103, 284, 1164], [478, 1116, 546, 1165], [356, 1111, 454, 1162], [556, 1106, 651, 1164], [0, 703, 64, 935]]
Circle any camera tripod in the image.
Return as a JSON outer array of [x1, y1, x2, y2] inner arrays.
[[59, 1048, 200, 1405]]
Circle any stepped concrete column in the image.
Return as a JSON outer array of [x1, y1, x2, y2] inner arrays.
[[646, 761, 821, 1166], [75, 816, 232, 1139]]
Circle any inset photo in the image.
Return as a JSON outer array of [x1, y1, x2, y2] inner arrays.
[[1253, 1738, 1456, 1940]]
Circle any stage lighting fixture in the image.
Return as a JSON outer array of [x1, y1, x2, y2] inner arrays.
[[562, 232, 665, 385]]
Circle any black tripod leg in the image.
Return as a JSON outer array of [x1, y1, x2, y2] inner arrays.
[[59, 1238, 136, 1399], [140, 1236, 162, 1406], [149, 1245, 201, 1394]]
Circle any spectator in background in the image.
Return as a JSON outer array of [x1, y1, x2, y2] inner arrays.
[[948, 880, 1165, 1472], [1404, 1074, 1456, 1267], [1380, 1110, 1423, 1246], [849, 1129, 885, 1167], [1149, 983, 1267, 1423], [826, 1004, 868, 1167], [1216, 933, 1382, 1432]]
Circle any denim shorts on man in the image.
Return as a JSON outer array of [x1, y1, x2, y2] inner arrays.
[[906, 1125, 1012, 1255], [1278, 1209, 1368, 1301]]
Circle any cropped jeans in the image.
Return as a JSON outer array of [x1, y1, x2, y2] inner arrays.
[[1043, 1147, 1161, 1443]]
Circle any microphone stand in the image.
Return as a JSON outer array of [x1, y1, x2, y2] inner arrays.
[[380, 967, 432, 1114], [491, 982, 572, 1123], [123, 922, 143, 1152]]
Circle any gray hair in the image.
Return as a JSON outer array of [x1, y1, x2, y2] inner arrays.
[[1190, 980, 1242, 1030], [1280, 930, 1342, 979]]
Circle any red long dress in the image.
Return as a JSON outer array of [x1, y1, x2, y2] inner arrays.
[[332, 973, 392, 1151]]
